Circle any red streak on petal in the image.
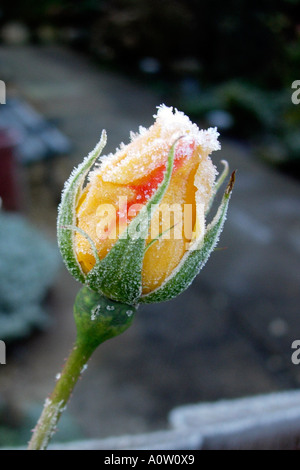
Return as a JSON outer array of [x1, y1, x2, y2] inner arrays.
[[128, 140, 195, 207], [114, 140, 196, 231]]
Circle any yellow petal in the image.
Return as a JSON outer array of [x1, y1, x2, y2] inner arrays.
[[142, 145, 215, 294]]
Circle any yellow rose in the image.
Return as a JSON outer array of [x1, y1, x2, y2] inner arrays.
[[57, 105, 234, 305]]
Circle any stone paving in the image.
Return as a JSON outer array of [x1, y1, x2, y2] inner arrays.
[[0, 45, 300, 445]]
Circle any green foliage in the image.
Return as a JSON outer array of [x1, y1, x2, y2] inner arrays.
[[57, 130, 107, 286], [1, 1, 299, 169], [179, 80, 300, 168], [1, 1, 299, 88]]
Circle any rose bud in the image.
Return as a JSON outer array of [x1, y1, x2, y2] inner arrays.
[[57, 105, 235, 305]]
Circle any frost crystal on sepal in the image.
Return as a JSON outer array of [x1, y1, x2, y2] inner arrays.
[[57, 131, 107, 284], [86, 140, 178, 304], [140, 171, 236, 304], [206, 160, 229, 215]]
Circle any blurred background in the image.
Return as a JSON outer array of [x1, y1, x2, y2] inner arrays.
[[0, 0, 300, 448]]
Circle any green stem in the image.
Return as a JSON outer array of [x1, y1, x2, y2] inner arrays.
[[27, 339, 95, 450], [27, 286, 137, 451]]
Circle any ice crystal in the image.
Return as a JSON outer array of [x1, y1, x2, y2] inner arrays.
[[91, 305, 101, 321], [89, 104, 220, 186], [106, 305, 115, 311]]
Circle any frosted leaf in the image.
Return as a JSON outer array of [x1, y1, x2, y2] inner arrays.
[[57, 130, 107, 284]]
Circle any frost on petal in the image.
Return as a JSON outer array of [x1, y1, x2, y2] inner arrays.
[[89, 104, 221, 185], [194, 156, 218, 214]]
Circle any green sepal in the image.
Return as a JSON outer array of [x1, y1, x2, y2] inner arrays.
[[86, 139, 179, 304], [206, 160, 229, 215], [74, 286, 137, 352], [86, 237, 146, 305], [57, 131, 107, 284], [140, 171, 236, 304]]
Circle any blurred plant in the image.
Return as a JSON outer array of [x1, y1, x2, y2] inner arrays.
[[177, 80, 300, 175], [1, 1, 299, 87], [1, 1, 298, 172], [0, 212, 60, 341]]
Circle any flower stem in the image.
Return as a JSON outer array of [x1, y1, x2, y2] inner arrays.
[[27, 339, 95, 450], [27, 286, 137, 450]]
